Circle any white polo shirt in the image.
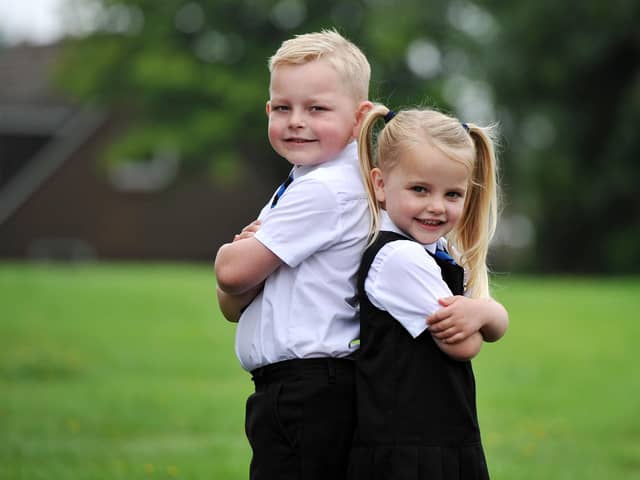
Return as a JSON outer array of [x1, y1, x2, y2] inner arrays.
[[235, 141, 369, 372], [365, 211, 467, 338]]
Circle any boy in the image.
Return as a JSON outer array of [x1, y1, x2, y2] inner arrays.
[[215, 30, 373, 480]]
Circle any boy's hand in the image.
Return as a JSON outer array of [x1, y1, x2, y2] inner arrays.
[[427, 296, 484, 344], [233, 220, 261, 242], [215, 221, 282, 295]]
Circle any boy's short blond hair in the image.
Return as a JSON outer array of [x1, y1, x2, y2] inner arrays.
[[268, 29, 370, 102]]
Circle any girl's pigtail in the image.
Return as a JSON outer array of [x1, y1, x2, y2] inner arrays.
[[358, 104, 390, 243], [454, 124, 499, 298]]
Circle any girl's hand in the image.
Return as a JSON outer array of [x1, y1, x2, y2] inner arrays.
[[233, 220, 261, 242], [427, 296, 509, 344], [426, 296, 484, 344]]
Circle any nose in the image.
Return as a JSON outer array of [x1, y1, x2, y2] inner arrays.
[[288, 109, 305, 128], [426, 196, 445, 214]]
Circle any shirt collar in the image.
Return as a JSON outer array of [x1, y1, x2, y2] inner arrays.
[[379, 209, 439, 254], [291, 141, 358, 180]]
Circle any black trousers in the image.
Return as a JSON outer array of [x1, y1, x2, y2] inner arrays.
[[245, 357, 356, 480]]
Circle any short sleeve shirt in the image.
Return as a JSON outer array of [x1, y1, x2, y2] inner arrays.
[[235, 141, 370, 371]]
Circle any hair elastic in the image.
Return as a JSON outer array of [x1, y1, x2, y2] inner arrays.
[[383, 110, 396, 124], [461, 122, 470, 132]]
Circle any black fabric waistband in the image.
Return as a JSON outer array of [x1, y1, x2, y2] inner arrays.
[[250, 357, 355, 386]]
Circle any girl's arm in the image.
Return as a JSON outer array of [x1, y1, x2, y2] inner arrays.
[[366, 241, 486, 363], [433, 331, 483, 361], [427, 296, 509, 344]]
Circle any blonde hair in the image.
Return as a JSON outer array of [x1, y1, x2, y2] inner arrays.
[[268, 29, 370, 102], [358, 104, 500, 298]]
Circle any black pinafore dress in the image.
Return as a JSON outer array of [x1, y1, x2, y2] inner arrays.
[[348, 231, 489, 480]]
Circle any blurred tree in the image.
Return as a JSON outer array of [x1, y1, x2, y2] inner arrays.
[[55, 0, 640, 272], [58, 1, 254, 179], [55, 0, 374, 182], [55, 0, 476, 180], [476, 0, 640, 272]]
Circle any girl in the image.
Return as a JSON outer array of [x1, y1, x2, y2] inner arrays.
[[348, 105, 506, 479]]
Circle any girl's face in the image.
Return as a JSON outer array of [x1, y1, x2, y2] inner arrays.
[[372, 141, 469, 245]]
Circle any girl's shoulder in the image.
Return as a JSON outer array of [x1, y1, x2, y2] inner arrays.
[[370, 238, 439, 279], [371, 233, 446, 263]]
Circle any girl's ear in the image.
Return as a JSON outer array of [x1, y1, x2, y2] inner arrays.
[[371, 168, 386, 204], [265, 101, 271, 116], [352, 101, 374, 138]]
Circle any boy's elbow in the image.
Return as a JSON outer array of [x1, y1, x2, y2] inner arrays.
[[215, 261, 247, 295], [214, 246, 247, 294], [215, 238, 279, 294], [215, 269, 234, 294], [216, 287, 241, 323]]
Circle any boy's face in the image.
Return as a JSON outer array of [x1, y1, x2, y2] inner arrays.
[[267, 59, 363, 166]]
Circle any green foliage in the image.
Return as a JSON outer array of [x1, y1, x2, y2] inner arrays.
[[55, 0, 640, 272], [1, 263, 640, 478], [57, 0, 285, 176], [478, 0, 640, 272], [55, 0, 474, 178]]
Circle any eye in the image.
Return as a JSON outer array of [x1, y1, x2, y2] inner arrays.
[[446, 191, 464, 199], [411, 186, 427, 193], [310, 105, 328, 112], [272, 105, 289, 112]]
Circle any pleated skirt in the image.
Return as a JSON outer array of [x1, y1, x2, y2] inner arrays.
[[348, 443, 489, 480]]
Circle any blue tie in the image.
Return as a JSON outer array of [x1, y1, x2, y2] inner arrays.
[[435, 246, 457, 265], [270, 174, 294, 208], [432, 246, 464, 295]]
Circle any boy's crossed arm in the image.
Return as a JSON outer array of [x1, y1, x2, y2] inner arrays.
[[216, 285, 262, 323], [216, 220, 281, 295], [215, 220, 283, 322]]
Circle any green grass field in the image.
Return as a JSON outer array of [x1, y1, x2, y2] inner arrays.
[[1, 263, 639, 479]]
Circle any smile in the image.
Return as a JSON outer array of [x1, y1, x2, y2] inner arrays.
[[416, 218, 444, 226], [285, 138, 315, 143]]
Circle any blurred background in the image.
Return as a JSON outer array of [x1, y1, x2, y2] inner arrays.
[[1, 0, 638, 273], [1, 2, 639, 479]]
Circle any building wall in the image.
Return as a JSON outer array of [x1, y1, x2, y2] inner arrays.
[[0, 115, 274, 261]]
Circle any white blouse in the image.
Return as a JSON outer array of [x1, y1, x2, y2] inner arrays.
[[365, 211, 463, 338]]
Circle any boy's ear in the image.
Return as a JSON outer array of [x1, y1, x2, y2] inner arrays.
[[352, 100, 374, 138], [265, 101, 271, 116], [370, 167, 386, 204]]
